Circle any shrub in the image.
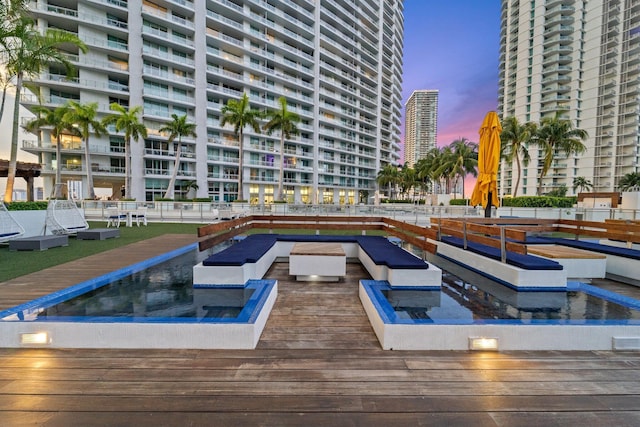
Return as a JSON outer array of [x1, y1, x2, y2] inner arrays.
[[501, 196, 576, 208], [449, 199, 470, 206], [5, 201, 49, 210]]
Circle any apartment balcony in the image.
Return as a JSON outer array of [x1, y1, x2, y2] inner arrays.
[[142, 47, 195, 69], [543, 25, 574, 37], [142, 26, 195, 50], [83, 35, 128, 54], [142, 4, 195, 31], [545, 4, 575, 17]]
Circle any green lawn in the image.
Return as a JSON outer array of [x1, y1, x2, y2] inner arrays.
[[0, 222, 204, 282]]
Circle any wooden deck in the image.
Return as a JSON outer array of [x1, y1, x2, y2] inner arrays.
[[2, 237, 640, 425]]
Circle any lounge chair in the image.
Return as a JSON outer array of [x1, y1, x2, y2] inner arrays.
[[44, 199, 89, 235]]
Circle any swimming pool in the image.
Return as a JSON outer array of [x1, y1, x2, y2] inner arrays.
[[359, 254, 640, 351], [0, 244, 278, 349], [3, 242, 640, 351]]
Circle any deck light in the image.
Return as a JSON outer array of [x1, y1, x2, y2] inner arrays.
[[469, 337, 499, 351], [20, 332, 50, 346]]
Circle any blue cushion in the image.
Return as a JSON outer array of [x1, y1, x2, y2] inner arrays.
[[441, 236, 563, 270], [202, 234, 429, 269], [0, 232, 20, 238], [202, 234, 277, 266], [357, 236, 429, 269], [541, 237, 640, 260]]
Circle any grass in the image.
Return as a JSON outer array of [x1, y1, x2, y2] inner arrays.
[[0, 222, 205, 282]]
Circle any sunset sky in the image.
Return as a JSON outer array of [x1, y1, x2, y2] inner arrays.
[[401, 0, 501, 158]]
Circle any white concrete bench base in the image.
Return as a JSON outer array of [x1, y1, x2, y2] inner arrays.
[[526, 245, 606, 279], [433, 239, 567, 289], [194, 241, 442, 287]]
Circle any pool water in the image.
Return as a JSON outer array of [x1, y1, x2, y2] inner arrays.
[[4, 244, 640, 325], [375, 254, 640, 324], [0, 247, 262, 323]]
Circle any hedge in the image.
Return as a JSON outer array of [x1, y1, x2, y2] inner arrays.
[[501, 196, 576, 208]]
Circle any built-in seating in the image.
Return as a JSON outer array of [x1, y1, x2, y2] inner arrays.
[[195, 234, 441, 287], [441, 236, 563, 270], [202, 234, 278, 266]]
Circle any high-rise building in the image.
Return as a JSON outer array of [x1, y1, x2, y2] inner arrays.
[[22, 0, 403, 204], [499, 0, 640, 196], [404, 89, 438, 168]]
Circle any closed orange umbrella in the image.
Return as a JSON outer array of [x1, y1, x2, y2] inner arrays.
[[470, 111, 502, 217]]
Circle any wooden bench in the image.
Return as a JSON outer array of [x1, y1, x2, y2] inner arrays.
[[9, 235, 68, 251]]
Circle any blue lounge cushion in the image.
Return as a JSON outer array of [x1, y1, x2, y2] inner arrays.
[[202, 234, 277, 266], [441, 236, 563, 270], [357, 236, 429, 269], [202, 234, 429, 269]]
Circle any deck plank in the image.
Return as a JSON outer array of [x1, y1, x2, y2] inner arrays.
[[1, 235, 640, 425]]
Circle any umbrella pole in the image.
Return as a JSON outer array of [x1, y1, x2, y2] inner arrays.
[[485, 191, 492, 218]]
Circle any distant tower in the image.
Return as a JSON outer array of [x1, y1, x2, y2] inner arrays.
[[499, 0, 640, 195], [404, 90, 438, 168]]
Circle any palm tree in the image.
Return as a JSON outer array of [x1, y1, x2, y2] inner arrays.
[[263, 96, 300, 201], [160, 114, 197, 199], [534, 111, 588, 195], [415, 148, 442, 194], [64, 101, 106, 199], [219, 93, 262, 201], [501, 116, 534, 197], [619, 172, 640, 191], [376, 163, 399, 200], [398, 164, 417, 200], [103, 104, 148, 199], [572, 176, 592, 194], [447, 138, 478, 198], [434, 145, 456, 195], [1, 4, 86, 201], [23, 103, 77, 198]]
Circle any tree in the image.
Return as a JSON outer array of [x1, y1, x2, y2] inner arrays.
[[263, 96, 300, 200], [572, 176, 592, 194], [415, 148, 442, 194], [433, 145, 456, 195], [1, 2, 86, 201], [501, 116, 534, 197], [219, 93, 262, 201], [376, 163, 399, 199], [23, 103, 77, 198], [619, 172, 640, 191], [447, 138, 478, 198], [534, 111, 588, 196], [398, 164, 417, 200], [159, 114, 196, 199], [103, 104, 147, 199], [64, 101, 106, 199]]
